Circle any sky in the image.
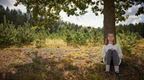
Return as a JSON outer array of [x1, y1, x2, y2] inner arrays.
[[0, 0, 144, 28]]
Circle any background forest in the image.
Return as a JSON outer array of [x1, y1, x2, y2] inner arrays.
[[0, 5, 144, 47]]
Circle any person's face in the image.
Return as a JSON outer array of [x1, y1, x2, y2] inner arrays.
[[107, 34, 114, 42]]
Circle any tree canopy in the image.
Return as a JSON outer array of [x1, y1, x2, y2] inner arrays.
[[14, 0, 144, 23]]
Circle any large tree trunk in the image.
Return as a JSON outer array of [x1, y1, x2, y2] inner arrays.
[[103, 0, 116, 44]]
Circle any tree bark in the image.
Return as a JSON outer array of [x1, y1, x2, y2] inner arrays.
[[103, 0, 116, 43]]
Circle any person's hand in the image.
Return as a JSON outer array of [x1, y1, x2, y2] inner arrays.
[[101, 60, 103, 63], [102, 58, 105, 64], [100, 58, 104, 63], [119, 59, 122, 65], [120, 56, 123, 59]]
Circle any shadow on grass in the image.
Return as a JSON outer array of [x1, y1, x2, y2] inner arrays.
[[119, 53, 144, 80], [0, 52, 107, 80], [0, 52, 144, 80]]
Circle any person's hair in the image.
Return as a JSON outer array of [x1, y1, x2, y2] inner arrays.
[[105, 33, 116, 45]]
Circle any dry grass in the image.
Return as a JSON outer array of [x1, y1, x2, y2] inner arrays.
[[45, 39, 67, 48], [0, 39, 144, 80]]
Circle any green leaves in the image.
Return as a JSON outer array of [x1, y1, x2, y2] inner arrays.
[[66, 32, 88, 46], [136, 7, 144, 16], [0, 22, 49, 46], [91, 0, 103, 16], [117, 31, 141, 54], [14, 0, 93, 24], [14, 0, 144, 24]]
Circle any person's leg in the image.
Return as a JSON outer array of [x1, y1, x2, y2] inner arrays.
[[105, 49, 113, 72], [106, 65, 110, 72], [114, 66, 119, 73], [112, 50, 120, 73]]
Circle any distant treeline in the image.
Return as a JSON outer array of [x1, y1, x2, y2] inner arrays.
[[0, 5, 28, 25], [117, 23, 144, 38]]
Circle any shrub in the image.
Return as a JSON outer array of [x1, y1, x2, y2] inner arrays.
[[0, 23, 48, 47], [66, 34, 73, 45], [0, 23, 18, 45], [73, 32, 87, 45], [66, 32, 88, 46], [15, 23, 36, 44], [91, 29, 103, 46], [117, 31, 141, 54]]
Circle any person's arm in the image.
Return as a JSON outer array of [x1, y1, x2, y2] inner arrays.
[[117, 44, 123, 59], [102, 45, 106, 63]]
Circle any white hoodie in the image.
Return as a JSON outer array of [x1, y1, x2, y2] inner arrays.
[[102, 43, 123, 64]]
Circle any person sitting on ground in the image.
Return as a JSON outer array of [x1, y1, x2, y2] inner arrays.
[[102, 33, 123, 74]]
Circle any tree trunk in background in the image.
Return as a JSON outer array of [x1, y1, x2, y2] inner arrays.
[[103, 0, 116, 44]]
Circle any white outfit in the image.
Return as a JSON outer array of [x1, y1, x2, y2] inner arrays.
[[102, 43, 123, 65]]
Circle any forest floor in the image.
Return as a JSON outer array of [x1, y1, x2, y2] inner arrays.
[[0, 39, 144, 80]]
